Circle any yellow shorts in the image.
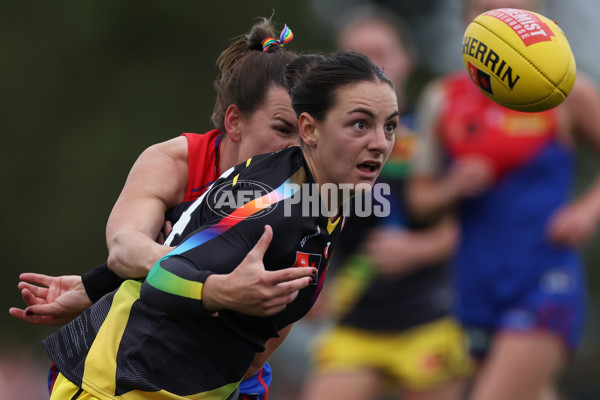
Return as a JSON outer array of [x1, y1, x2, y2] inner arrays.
[[50, 373, 100, 400], [310, 317, 474, 391]]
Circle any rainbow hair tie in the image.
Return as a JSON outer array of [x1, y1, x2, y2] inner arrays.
[[262, 24, 294, 52]]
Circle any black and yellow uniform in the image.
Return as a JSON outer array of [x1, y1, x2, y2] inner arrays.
[[43, 147, 343, 400], [311, 128, 472, 391]]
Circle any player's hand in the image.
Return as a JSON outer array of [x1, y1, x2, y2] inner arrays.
[[156, 220, 173, 245], [202, 225, 317, 316], [365, 228, 421, 277], [9, 273, 92, 325], [547, 202, 598, 247], [444, 156, 495, 199]]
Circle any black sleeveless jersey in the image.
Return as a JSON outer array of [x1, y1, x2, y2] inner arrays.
[[43, 147, 344, 400]]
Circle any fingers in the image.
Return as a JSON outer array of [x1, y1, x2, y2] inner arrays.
[[20, 288, 46, 307], [164, 220, 173, 238], [275, 276, 314, 294], [8, 307, 53, 325], [247, 225, 274, 260], [18, 282, 49, 299], [8, 307, 29, 322], [19, 272, 54, 286], [25, 302, 61, 317], [253, 292, 299, 316], [266, 265, 317, 285]]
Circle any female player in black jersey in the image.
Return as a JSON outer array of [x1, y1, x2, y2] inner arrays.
[[10, 18, 311, 400], [43, 51, 399, 400]]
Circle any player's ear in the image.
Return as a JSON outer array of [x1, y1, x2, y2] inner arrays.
[[224, 104, 242, 143], [299, 112, 318, 147]]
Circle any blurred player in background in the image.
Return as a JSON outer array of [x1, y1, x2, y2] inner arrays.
[[299, 6, 472, 400], [407, 0, 600, 399]]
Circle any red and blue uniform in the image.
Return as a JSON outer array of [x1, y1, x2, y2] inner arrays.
[[437, 73, 586, 355]]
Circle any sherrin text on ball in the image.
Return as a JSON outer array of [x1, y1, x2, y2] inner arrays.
[[462, 8, 576, 112]]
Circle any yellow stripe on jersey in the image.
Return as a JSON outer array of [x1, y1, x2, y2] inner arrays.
[[246, 158, 252, 167], [51, 373, 101, 400], [82, 280, 141, 398], [79, 280, 242, 400], [232, 174, 239, 186]]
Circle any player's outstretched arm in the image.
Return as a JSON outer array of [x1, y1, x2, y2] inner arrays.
[[10, 225, 315, 326], [8, 272, 91, 325]]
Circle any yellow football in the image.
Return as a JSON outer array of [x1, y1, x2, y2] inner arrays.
[[462, 8, 576, 112]]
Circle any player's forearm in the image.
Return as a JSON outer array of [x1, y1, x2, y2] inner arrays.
[[107, 230, 173, 279], [140, 256, 215, 315], [575, 175, 600, 224], [407, 216, 458, 266], [406, 177, 460, 221], [244, 325, 293, 379]]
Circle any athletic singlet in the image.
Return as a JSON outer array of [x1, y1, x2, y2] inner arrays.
[[43, 147, 344, 400], [438, 73, 583, 324], [182, 129, 271, 399], [182, 129, 221, 202]]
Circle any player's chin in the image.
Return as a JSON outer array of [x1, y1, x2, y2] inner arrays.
[[348, 177, 378, 195]]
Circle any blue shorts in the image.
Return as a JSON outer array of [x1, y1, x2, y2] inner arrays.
[[238, 362, 272, 400], [49, 361, 273, 399], [460, 266, 586, 358]]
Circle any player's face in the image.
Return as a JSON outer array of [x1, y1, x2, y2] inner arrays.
[[339, 21, 412, 89], [239, 85, 299, 160], [308, 80, 397, 192]]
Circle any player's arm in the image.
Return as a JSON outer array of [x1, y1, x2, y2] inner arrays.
[[406, 81, 457, 219], [140, 224, 316, 314], [106, 136, 189, 278], [547, 74, 600, 246], [365, 214, 459, 276], [407, 81, 493, 221], [11, 223, 313, 325], [244, 324, 293, 379]]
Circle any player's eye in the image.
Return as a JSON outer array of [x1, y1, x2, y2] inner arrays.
[[384, 122, 397, 134], [352, 120, 367, 130]]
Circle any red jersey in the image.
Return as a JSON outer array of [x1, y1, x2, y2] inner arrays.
[[182, 129, 221, 202], [438, 72, 559, 180]]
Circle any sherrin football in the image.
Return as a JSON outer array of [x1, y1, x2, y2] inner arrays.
[[462, 8, 576, 112]]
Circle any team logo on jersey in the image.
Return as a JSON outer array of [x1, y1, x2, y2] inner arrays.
[[206, 179, 278, 220], [292, 251, 322, 285]]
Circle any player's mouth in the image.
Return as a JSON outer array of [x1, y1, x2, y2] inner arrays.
[[357, 161, 382, 177]]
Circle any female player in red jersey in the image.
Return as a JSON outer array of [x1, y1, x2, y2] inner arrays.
[[408, 1, 600, 399]]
